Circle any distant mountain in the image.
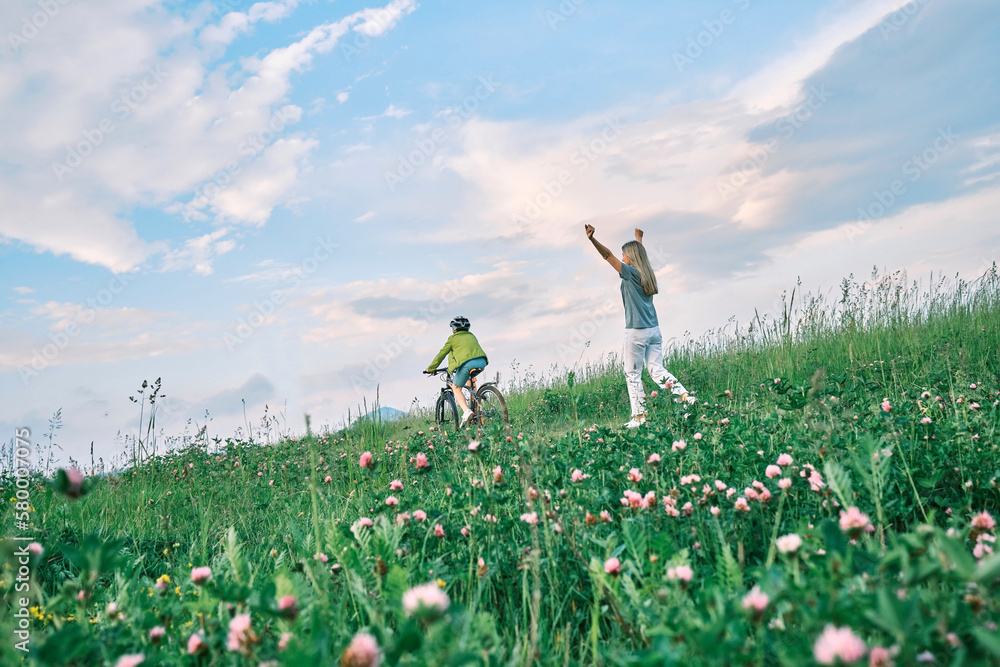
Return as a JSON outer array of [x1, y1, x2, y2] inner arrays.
[[363, 406, 407, 422]]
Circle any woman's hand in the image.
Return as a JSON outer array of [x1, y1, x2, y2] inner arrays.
[[635, 228, 644, 243], [586, 225, 621, 274]]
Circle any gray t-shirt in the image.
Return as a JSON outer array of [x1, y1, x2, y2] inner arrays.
[[620, 263, 658, 329]]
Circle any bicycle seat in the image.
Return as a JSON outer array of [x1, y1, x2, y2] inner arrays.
[[468, 367, 484, 378]]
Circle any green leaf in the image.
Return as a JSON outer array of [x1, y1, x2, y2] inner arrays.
[[385, 564, 408, 607], [866, 588, 903, 636], [917, 474, 942, 489], [36, 623, 89, 664], [225, 526, 250, 586], [940, 535, 977, 579], [823, 460, 853, 508], [622, 519, 648, 568], [853, 548, 881, 575], [713, 523, 742, 591], [448, 651, 485, 667], [912, 559, 941, 584], [394, 621, 423, 655], [821, 519, 848, 556], [973, 552, 1000, 584], [972, 627, 1000, 658]]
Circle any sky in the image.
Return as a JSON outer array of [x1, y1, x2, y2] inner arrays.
[[1, 0, 998, 466]]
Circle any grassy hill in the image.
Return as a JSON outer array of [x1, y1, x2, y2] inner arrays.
[[2, 268, 1000, 666]]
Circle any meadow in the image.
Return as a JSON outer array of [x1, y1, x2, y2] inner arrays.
[[2, 267, 1000, 666]]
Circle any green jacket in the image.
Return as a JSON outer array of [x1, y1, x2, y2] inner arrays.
[[426, 331, 488, 373]]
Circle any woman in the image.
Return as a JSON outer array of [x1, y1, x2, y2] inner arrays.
[[585, 224, 696, 428]]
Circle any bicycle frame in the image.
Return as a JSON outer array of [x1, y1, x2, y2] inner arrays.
[[433, 369, 487, 389], [429, 369, 502, 426], [435, 370, 483, 405]]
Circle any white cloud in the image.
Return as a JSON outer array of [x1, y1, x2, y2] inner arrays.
[[732, 168, 801, 230], [962, 132, 1000, 186], [353, 211, 376, 223], [760, 184, 1000, 278], [308, 97, 327, 114], [299, 262, 525, 345], [352, 0, 418, 37], [12, 286, 35, 295], [381, 104, 412, 119], [731, 0, 916, 113], [160, 228, 236, 276], [422, 0, 941, 255], [0, 0, 418, 272], [0, 182, 153, 271], [226, 259, 305, 286], [0, 300, 206, 372], [337, 91, 350, 103], [439, 107, 732, 247], [198, 0, 306, 48], [211, 137, 319, 226]]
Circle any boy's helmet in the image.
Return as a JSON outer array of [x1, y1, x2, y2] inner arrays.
[[450, 316, 470, 331]]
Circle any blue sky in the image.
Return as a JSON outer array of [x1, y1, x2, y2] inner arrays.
[[1, 0, 998, 465]]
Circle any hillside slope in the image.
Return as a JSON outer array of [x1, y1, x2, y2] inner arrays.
[[2, 269, 999, 666]]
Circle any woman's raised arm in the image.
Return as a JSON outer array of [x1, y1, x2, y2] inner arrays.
[[585, 224, 622, 274]]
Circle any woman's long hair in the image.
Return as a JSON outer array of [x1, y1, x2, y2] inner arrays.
[[621, 241, 658, 296]]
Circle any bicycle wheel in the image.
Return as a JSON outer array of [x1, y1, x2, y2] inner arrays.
[[475, 385, 508, 427], [435, 391, 460, 431]]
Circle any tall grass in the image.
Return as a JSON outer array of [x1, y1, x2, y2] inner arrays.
[[2, 265, 999, 665]]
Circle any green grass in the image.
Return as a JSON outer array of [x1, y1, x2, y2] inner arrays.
[[2, 267, 999, 666]]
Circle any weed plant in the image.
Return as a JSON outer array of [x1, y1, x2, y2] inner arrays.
[[1, 267, 999, 665]]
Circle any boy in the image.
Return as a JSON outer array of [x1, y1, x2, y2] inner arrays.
[[424, 316, 489, 428]]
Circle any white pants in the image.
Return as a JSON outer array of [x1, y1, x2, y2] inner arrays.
[[623, 326, 687, 417]]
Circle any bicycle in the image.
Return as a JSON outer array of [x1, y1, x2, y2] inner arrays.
[[426, 368, 508, 431]]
